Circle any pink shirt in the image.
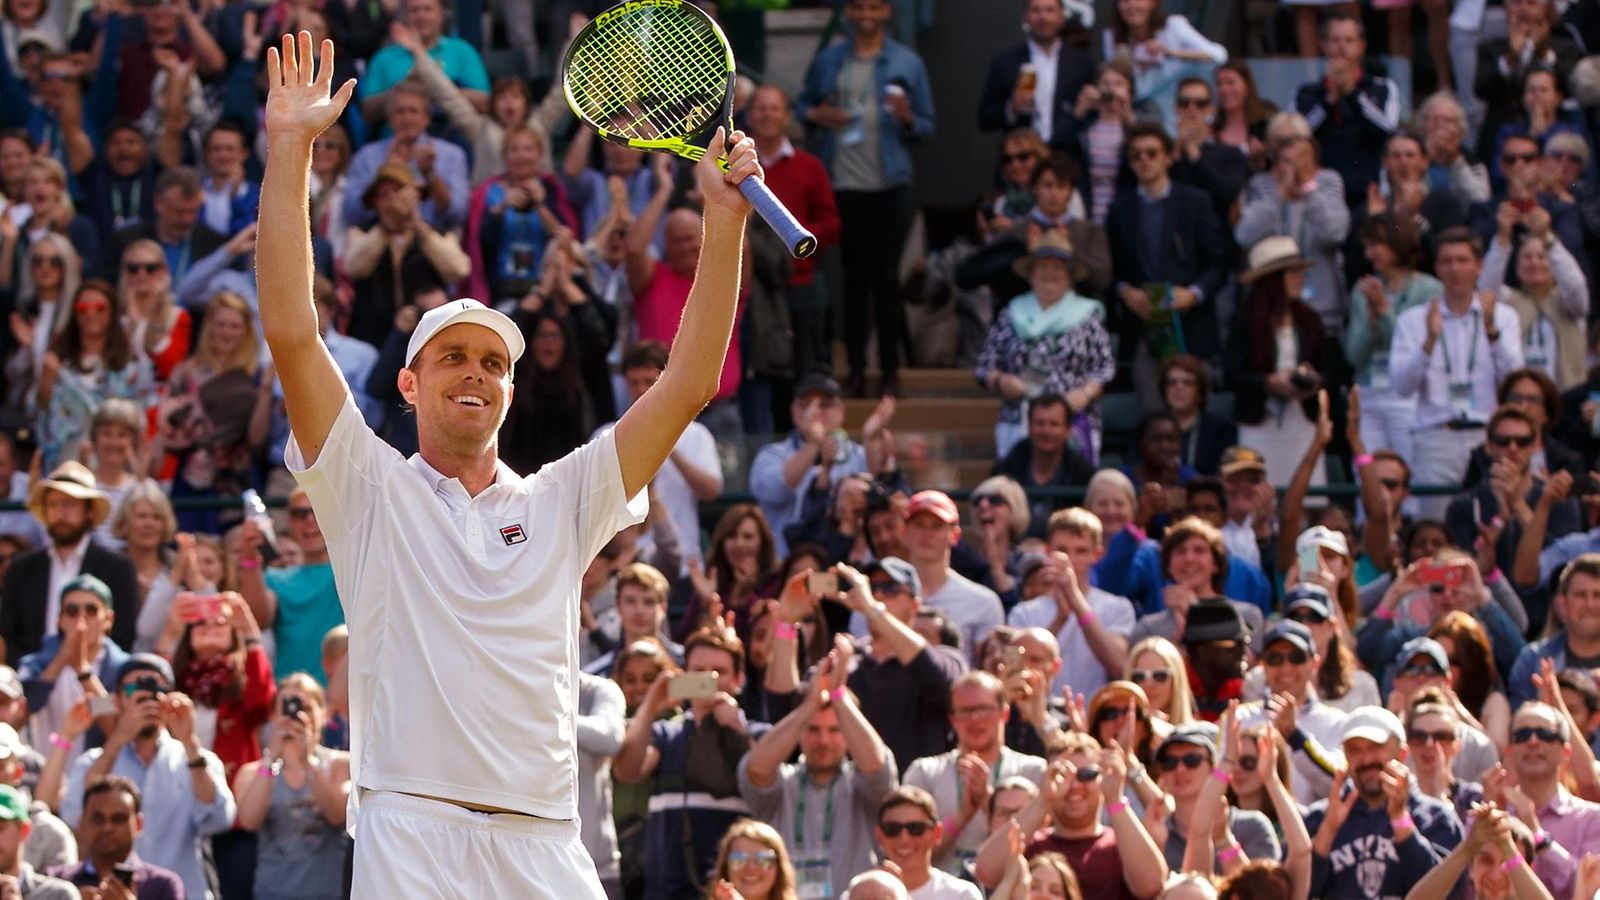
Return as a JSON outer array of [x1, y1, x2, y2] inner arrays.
[[1533, 787, 1600, 900], [634, 261, 742, 402]]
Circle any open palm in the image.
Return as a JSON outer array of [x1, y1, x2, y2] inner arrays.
[[265, 31, 355, 143]]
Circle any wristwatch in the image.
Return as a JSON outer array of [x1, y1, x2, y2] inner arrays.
[[75, 669, 93, 682]]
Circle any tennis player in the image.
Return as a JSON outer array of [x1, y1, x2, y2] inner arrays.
[[256, 33, 760, 897]]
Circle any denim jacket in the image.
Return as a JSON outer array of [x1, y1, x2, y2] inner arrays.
[[796, 38, 936, 187], [18, 634, 131, 714]]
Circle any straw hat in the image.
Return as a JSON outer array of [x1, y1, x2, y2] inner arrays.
[[27, 461, 112, 526], [1013, 230, 1088, 282], [1240, 235, 1313, 284]]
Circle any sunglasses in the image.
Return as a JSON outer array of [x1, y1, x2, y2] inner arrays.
[[29, 255, 62, 268], [868, 579, 906, 595], [1097, 706, 1133, 722], [971, 493, 1007, 507], [123, 261, 162, 275], [288, 506, 316, 520], [59, 602, 103, 618], [1001, 152, 1034, 164], [1287, 611, 1328, 625], [728, 849, 778, 869], [121, 682, 170, 697], [880, 820, 935, 838], [1158, 751, 1209, 771], [1489, 434, 1535, 448], [1129, 147, 1162, 161], [1073, 765, 1101, 782], [1130, 668, 1171, 685], [74, 300, 110, 314], [1176, 96, 1211, 108], [1399, 663, 1445, 679], [1264, 649, 1309, 667], [1502, 152, 1538, 165], [952, 704, 1002, 720], [1407, 729, 1456, 745], [1511, 725, 1562, 744]]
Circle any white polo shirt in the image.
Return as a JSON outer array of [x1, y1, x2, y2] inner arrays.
[[287, 395, 647, 823]]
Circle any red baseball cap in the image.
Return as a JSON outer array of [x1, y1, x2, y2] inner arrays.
[[904, 490, 959, 525]]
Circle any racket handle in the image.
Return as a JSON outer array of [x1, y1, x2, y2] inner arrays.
[[738, 177, 818, 259]]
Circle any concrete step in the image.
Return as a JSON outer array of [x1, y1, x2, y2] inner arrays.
[[841, 396, 1000, 432]]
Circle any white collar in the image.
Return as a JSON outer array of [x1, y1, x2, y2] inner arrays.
[[759, 139, 796, 167], [409, 452, 521, 501]]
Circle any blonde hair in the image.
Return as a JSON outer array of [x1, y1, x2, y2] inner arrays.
[[17, 232, 82, 327], [710, 820, 797, 900], [1085, 468, 1137, 509], [109, 478, 177, 544], [1126, 636, 1196, 724], [972, 475, 1031, 539], [195, 291, 261, 376], [1046, 507, 1104, 546], [120, 239, 176, 329]]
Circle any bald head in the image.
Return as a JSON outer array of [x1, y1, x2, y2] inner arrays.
[[663, 208, 703, 275], [843, 871, 909, 900]]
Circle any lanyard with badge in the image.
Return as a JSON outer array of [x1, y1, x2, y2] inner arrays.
[[112, 180, 140, 231], [1368, 288, 1399, 392], [952, 756, 1002, 868], [793, 776, 837, 899], [1438, 309, 1480, 420], [1524, 310, 1551, 372]]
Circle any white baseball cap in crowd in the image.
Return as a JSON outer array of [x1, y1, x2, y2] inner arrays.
[[404, 299, 525, 371], [1342, 706, 1405, 746]]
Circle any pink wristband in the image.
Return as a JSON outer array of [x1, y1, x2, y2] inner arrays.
[[48, 733, 70, 751], [773, 621, 798, 640], [258, 765, 276, 779], [1217, 845, 1244, 863], [1078, 610, 1097, 626], [1502, 855, 1526, 873], [1106, 799, 1129, 815], [1390, 815, 1415, 833], [1374, 606, 1396, 622], [1353, 453, 1375, 468], [1210, 768, 1234, 784], [237, 556, 260, 570]]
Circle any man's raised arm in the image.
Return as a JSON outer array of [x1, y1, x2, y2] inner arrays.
[[613, 128, 759, 498], [257, 32, 357, 467]]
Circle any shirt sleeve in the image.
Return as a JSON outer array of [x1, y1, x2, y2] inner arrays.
[[1097, 593, 1137, 636], [189, 750, 237, 836], [538, 426, 649, 569], [285, 392, 400, 543]]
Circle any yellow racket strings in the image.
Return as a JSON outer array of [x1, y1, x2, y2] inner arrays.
[[566, 7, 729, 142]]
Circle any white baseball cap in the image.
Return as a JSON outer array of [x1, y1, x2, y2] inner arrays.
[[404, 299, 525, 371]]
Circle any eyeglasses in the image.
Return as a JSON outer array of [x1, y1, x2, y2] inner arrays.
[[1237, 755, 1258, 771], [1379, 478, 1403, 491], [1399, 663, 1445, 679], [971, 493, 1007, 508], [288, 506, 316, 520], [1130, 668, 1171, 685], [74, 300, 110, 314], [1001, 152, 1034, 164], [1489, 433, 1535, 449], [1502, 152, 1538, 166], [1157, 751, 1209, 771], [1511, 725, 1563, 744], [29, 255, 62, 268], [123, 261, 162, 275], [879, 820, 935, 838], [1287, 611, 1328, 625], [1263, 649, 1310, 667], [951, 704, 1001, 720], [1129, 147, 1162, 161], [1176, 96, 1211, 108], [728, 849, 778, 869], [1407, 729, 1456, 745], [1506, 392, 1544, 407], [60, 602, 102, 618]]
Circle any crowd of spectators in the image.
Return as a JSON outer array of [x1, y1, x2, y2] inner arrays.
[[0, 0, 1594, 898]]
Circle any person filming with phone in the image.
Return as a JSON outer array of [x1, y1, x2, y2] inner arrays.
[[613, 626, 768, 900], [1358, 551, 1528, 701], [59, 656, 235, 900]]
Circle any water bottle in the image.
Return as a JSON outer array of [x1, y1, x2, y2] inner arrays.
[[242, 489, 280, 565]]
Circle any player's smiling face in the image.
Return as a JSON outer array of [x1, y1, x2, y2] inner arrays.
[[402, 323, 514, 449]]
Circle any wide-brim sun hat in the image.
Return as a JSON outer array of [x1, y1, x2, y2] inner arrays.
[[27, 461, 111, 527], [1240, 235, 1313, 284]]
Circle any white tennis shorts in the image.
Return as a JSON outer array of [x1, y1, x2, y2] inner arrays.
[[351, 791, 608, 899]]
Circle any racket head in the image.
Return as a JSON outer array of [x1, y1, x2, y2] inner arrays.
[[561, 0, 736, 161]]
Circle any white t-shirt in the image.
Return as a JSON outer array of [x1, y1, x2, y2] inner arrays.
[[595, 419, 720, 575], [908, 866, 985, 900], [287, 395, 647, 823], [1006, 586, 1137, 698], [923, 571, 1004, 659]]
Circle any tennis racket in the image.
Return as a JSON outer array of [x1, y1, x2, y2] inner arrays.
[[561, 0, 818, 259]]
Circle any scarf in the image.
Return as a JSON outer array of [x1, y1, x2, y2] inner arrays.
[[1004, 290, 1104, 341], [180, 654, 241, 709]]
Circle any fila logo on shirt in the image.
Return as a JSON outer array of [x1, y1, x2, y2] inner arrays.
[[500, 524, 527, 545]]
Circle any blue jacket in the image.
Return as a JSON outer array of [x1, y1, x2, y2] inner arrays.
[[18, 633, 130, 712], [1355, 601, 1526, 695], [795, 38, 935, 187], [1305, 788, 1463, 900], [1508, 633, 1566, 710], [1092, 530, 1163, 614]]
